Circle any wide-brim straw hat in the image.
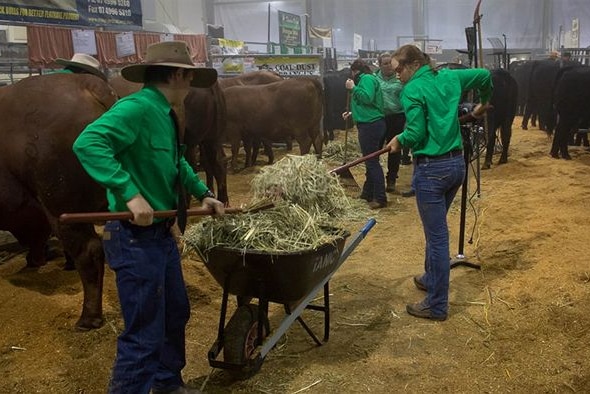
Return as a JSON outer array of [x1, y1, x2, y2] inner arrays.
[[121, 41, 217, 88], [56, 53, 106, 80]]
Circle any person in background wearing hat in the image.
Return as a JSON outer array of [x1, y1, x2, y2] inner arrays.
[[343, 58, 387, 209], [386, 45, 492, 322], [73, 41, 224, 394], [55, 53, 107, 81]]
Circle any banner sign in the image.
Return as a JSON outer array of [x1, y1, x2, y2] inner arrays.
[[0, 0, 142, 28], [254, 56, 320, 77], [211, 38, 246, 74], [278, 10, 301, 47]]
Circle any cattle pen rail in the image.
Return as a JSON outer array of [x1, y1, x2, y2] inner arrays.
[[560, 48, 590, 65]]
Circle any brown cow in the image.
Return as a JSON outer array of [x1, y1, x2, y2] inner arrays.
[[224, 77, 324, 170], [109, 75, 229, 205], [217, 70, 282, 89], [218, 71, 285, 163], [0, 73, 117, 329]]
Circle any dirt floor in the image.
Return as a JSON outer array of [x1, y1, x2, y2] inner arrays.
[[1, 117, 590, 393]]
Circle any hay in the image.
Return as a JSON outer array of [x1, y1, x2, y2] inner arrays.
[[250, 154, 369, 224], [322, 140, 362, 163], [183, 154, 371, 255], [183, 203, 348, 253]]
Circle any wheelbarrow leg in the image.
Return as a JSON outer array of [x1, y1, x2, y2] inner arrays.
[[208, 279, 231, 360], [292, 281, 330, 344]]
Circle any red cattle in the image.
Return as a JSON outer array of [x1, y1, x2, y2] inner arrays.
[[218, 70, 282, 89], [0, 73, 117, 329], [224, 77, 324, 170], [218, 71, 285, 161], [183, 84, 229, 204]]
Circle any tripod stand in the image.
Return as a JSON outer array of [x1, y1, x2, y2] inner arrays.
[[450, 122, 481, 270]]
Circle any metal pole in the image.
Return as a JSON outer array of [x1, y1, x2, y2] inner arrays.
[[267, 3, 271, 53]]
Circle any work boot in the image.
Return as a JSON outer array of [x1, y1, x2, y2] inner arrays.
[[386, 181, 396, 193], [406, 300, 447, 321], [413, 275, 427, 291], [368, 200, 386, 209]]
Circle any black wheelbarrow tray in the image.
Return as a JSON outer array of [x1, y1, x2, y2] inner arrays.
[[202, 218, 376, 378]]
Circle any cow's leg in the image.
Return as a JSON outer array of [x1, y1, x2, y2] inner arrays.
[[298, 136, 313, 155], [263, 140, 275, 165], [212, 145, 229, 205], [250, 138, 262, 165], [498, 122, 512, 164], [60, 224, 105, 330], [312, 131, 323, 158], [230, 137, 241, 172], [550, 129, 561, 158], [0, 178, 51, 267], [243, 136, 254, 168], [482, 124, 495, 170]]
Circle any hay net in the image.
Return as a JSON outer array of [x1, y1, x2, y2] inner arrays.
[[183, 154, 370, 255]]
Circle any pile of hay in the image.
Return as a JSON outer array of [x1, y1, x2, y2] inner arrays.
[[183, 154, 370, 255], [322, 139, 362, 163], [183, 203, 348, 254]]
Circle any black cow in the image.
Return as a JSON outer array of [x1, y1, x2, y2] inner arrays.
[[509, 60, 538, 129], [550, 66, 590, 160], [322, 68, 350, 142], [526, 60, 562, 134], [482, 69, 518, 169]]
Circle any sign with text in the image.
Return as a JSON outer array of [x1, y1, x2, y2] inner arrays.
[[278, 10, 301, 47], [254, 56, 320, 77], [115, 31, 135, 58], [0, 0, 142, 28], [72, 29, 97, 54]]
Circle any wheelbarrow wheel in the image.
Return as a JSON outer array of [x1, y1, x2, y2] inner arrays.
[[223, 304, 269, 379]]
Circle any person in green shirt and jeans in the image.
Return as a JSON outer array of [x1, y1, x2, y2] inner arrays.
[[73, 41, 223, 394], [386, 45, 492, 321], [343, 59, 387, 209], [375, 52, 406, 193]]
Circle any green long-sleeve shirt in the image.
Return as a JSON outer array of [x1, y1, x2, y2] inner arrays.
[[375, 69, 403, 115], [397, 65, 493, 157], [350, 73, 384, 123], [73, 85, 209, 215]]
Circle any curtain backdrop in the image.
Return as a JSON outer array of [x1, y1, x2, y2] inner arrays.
[[27, 25, 208, 69]]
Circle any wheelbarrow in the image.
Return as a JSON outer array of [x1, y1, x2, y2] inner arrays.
[[202, 218, 376, 378]]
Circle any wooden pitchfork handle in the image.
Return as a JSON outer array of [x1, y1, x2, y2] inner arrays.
[[330, 147, 391, 175], [59, 202, 274, 224]]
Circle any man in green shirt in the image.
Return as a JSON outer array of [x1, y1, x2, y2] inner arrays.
[[73, 41, 223, 394]]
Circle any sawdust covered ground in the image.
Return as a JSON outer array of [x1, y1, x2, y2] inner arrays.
[[1, 117, 590, 393]]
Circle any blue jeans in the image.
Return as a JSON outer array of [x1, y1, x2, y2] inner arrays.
[[380, 113, 406, 183], [414, 154, 465, 316], [103, 220, 190, 394], [357, 119, 387, 204]]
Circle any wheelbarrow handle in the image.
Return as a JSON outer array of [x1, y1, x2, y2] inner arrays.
[[60, 207, 241, 224], [329, 147, 391, 175]]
